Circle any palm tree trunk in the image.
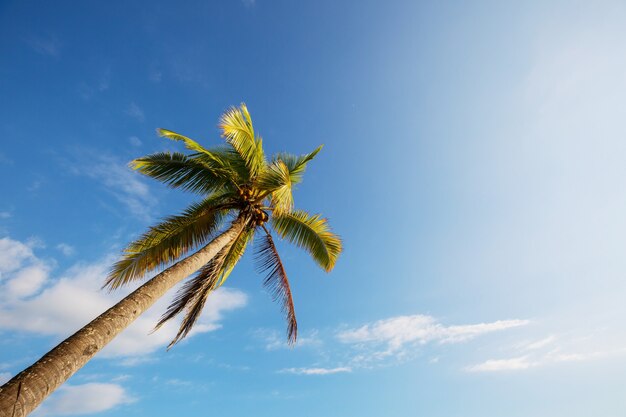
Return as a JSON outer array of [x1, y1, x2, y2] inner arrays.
[[0, 217, 247, 417]]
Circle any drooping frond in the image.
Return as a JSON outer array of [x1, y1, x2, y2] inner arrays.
[[218, 225, 256, 286], [130, 152, 232, 194], [155, 244, 233, 348], [219, 103, 265, 179], [104, 194, 234, 290], [153, 220, 254, 347], [271, 210, 342, 272], [255, 230, 297, 343]]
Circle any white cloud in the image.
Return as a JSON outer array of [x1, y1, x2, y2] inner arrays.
[[126, 102, 145, 122], [279, 367, 351, 376], [465, 331, 626, 373], [0, 211, 11, 219], [338, 315, 528, 353], [0, 237, 35, 276], [0, 237, 51, 299], [466, 356, 535, 372], [34, 383, 133, 416], [241, 0, 256, 7], [56, 243, 75, 257], [5, 263, 50, 298], [524, 335, 557, 351], [0, 237, 248, 359], [258, 329, 322, 350]]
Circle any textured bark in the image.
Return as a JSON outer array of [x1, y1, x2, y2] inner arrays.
[[0, 217, 246, 417]]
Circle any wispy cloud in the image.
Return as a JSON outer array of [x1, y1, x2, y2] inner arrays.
[[241, 0, 256, 8], [126, 102, 145, 122], [128, 136, 142, 147], [0, 211, 11, 219], [279, 367, 351, 376], [26, 35, 61, 57], [56, 243, 75, 257], [465, 356, 535, 372], [465, 332, 626, 373], [338, 315, 529, 358], [65, 151, 156, 220], [148, 65, 162, 83], [0, 236, 248, 359], [257, 329, 322, 351], [78, 68, 111, 100], [268, 315, 528, 374], [33, 383, 134, 416]]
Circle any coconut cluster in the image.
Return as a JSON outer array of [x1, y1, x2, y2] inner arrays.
[[238, 187, 269, 226]]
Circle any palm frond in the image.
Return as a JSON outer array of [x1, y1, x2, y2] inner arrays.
[[219, 103, 265, 179], [155, 244, 233, 348], [218, 225, 256, 286], [104, 194, 234, 290], [276, 145, 323, 185], [153, 221, 254, 347], [193, 146, 250, 188], [256, 160, 293, 214], [256, 230, 297, 343], [256, 146, 323, 214], [271, 210, 342, 272], [130, 152, 231, 194], [157, 128, 213, 155]]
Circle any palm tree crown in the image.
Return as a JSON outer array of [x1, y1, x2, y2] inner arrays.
[[104, 103, 342, 347]]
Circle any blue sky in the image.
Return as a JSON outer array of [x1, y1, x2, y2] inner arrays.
[[2, 0, 626, 415]]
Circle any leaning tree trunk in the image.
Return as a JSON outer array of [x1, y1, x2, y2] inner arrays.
[[0, 217, 247, 417]]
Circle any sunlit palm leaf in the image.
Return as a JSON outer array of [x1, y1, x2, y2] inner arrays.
[[257, 160, 293, 214], [105, 194, 233, 290], [256, 230, 297, 343], [219, 104, 265, 179], [271, 210, 342, 272], [157, 128, 213, 155], [276, 145, 323, 185]]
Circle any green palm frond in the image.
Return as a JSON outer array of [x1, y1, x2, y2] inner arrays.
[[271, 210, 342, 272], [193, 146, 250, 188], [219, 103, 265, 179], [157, 128, 213, 155], [155, 243, 233, 348], [256, 230, 297, 343], [218, 224, 255, 286], [257, 160, 293, 214], [130, 152, 232, 194], [152, 220, 254, 346], [257, 146, 323, 214], [105, 194, 233, 290], [276, 145, 323, 185]]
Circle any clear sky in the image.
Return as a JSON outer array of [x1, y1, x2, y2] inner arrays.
[[1, 0, 626, 416]]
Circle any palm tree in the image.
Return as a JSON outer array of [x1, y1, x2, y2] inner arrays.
[[0, 104, 342, 417]]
